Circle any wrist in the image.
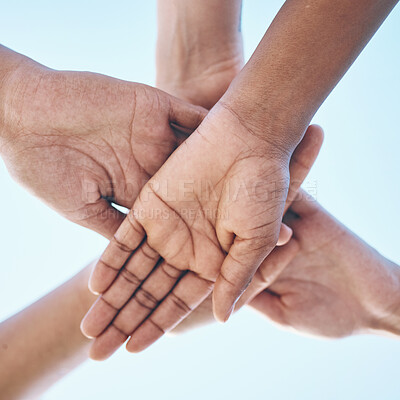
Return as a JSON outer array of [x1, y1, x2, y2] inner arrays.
[[156, 0, 243, 108], [217, 95, 299, 159], [364, 258, 400, 338], [156, 34, 243, 108], [0, 52, 48, 153], [218, 60, 316, 151]]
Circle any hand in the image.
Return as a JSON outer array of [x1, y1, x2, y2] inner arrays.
[[82, 119, 323, 359], [0, 61, 206, 239], [243, 190, 400, 338]]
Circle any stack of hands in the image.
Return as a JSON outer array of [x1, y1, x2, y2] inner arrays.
[[0, 0, 399, 367]]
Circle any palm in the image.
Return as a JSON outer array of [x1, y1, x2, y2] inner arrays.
[[81, 109, 325, 360], [2, 69, 204, 238], [134, 107, 288, 283]]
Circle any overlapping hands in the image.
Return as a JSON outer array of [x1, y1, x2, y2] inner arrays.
[[81, 115, 324, 359], [78, 32, 328, 359], [169, 188, 400, 339], [2, 45, 396, 362]]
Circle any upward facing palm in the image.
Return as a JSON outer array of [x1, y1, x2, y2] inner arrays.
[[82, 113, 323, 360]]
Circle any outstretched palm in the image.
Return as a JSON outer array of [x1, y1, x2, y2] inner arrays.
[[82, 117, 323, 360]]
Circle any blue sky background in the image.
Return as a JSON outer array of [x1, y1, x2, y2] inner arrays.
[[0, 1, 399, 399]]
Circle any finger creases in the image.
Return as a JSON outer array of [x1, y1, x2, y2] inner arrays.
[[212, 235, 277, 323], [82, 240, 160, 339], [126, 272, 213, 353], [89, 212, 145, 294]]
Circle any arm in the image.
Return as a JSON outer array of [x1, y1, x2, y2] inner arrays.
[[156, 0, 243, 108], [222, 0, 398, 149], [0, 264, 96, 399], [84, 0, 398, 355]]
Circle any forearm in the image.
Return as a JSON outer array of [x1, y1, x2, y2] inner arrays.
[[156, 0, 243, 107], [0, 264, 96, 399], [221, 0, 398, 150]]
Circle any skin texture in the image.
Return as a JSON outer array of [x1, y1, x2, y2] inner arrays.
[[82, 124, 324, 360], [245, 190, 400, 339], [174, 190, 400, 339], [86, 0, 399, 351], [0, 45, 207, 239], [2, 198, 398, 398], [0, 265, 95, 399], [156, 0, 244, 109]]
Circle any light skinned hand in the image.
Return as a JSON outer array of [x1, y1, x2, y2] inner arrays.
[[169, 190, 400, 339], [81, 123, 323, 359], [237, 190, 400, 339], [0, 55, 206, 239]]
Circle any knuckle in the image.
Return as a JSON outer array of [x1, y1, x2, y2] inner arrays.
[[120, 268, 142, 286], [140, 242, 159, 261], [112, 235, 134, 253], [134, 288, 159, 310], [98, 258, 119, 272], [168, 293, 191, 315], [161, 262, 182, 279], [111, 322, 130, 337], [148, 318, 165, 334], [100, 296, 119, 311], [126, 212, 145, 236]]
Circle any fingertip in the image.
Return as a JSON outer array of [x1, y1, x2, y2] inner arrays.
[[80, 318, 95, 339], [88, 280, 100, 295], [306, 124, 325, 147], [89, 344, 110, 361], [212, 286, 236, 324], [276, 223, 293, 246], [88, 327, 127, 361], [126, 327, 163, 353], [88, 260, 117, 295], [125, 340, 143, 354]]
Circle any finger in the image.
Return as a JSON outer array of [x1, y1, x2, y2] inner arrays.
[[88, 211, 145, 294], [212, 233, 279, 323], [126, 272, 214, 353], [170, 294, 214, 335], [89, 324, 128, 361], [81, 241, 160, 338], [234, 238, 300, 310], [111, 261, 183, 338], [248, 290, 286, 326], [289, 188, 321, 217], [87, 260, 184, 359], [216, 124, 323, 314], [284, 124, 324, 213], [276, 223, 293, 246], [77, 199, 126, 240], [168, 95, 207, 132]]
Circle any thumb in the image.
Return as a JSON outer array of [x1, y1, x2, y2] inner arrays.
[[168, 95, 207, 137], [212, 233, 278, 323]]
